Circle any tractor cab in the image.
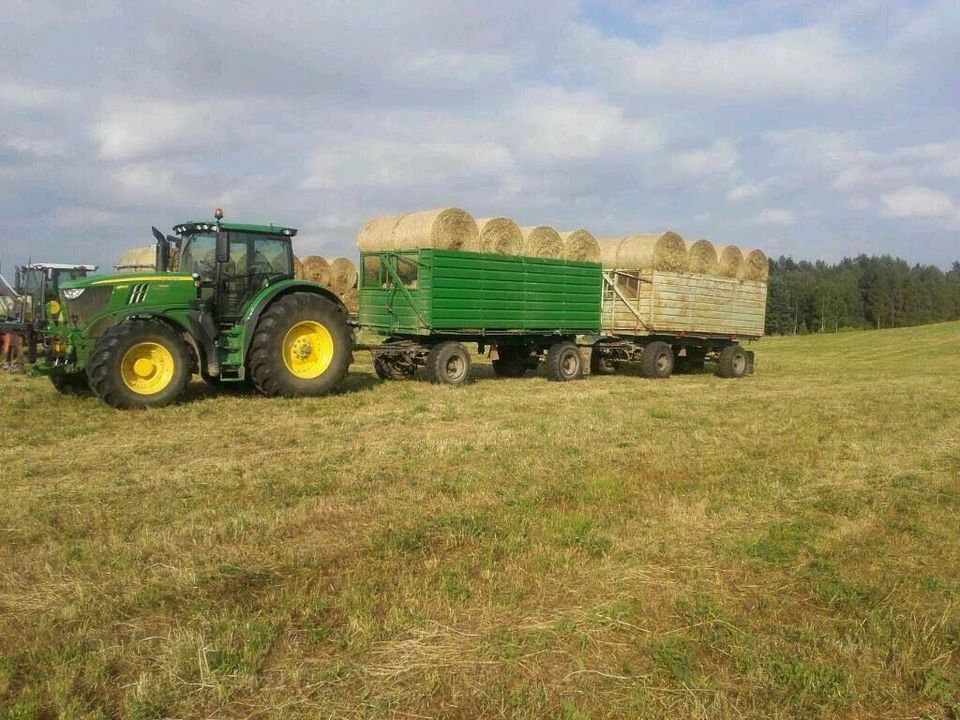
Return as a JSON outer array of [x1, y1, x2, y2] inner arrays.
[[166, 213, 297, 321]]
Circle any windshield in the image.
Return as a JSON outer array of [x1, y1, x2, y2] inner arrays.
[[178, 232, 293, 279]]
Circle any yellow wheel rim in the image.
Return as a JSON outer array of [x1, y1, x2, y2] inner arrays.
[[282, 321, 334, 379], [120, 341, 176, 395]]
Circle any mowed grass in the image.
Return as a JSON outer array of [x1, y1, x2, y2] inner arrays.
[[1, 322, 959, 719]]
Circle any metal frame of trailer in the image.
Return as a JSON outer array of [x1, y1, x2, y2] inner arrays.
[[355, 249, 602, 383]]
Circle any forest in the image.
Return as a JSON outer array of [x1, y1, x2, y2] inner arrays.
[[765, 255, 960, 335]]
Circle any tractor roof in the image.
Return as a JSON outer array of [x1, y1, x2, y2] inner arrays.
[[24, 263, 98, 271], [173, 221, 298, 237]]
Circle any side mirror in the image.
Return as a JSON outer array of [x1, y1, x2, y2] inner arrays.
[[215, 230, 230, 263]]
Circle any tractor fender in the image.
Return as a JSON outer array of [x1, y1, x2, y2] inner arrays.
[[240, 280, 347, 359], [87, 309, 204, 368]]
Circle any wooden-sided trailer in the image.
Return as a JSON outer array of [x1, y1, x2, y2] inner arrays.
[[587, 269, 767, 378]]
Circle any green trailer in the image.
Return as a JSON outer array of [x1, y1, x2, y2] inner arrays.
[[358, 249, 601, 383]]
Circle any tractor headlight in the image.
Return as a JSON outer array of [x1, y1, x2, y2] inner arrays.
[[62, 288, 85, 300]]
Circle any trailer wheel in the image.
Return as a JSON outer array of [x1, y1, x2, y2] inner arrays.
[[49, 372, 90, 395], [249, 292, 352, 397], [590, 351, 618, 375], [717, 344, 749, 379], [425, 341, 471, 385], [87, 319, 192, 409], [640, 341, 674, 379], [491, 348, 527, 378], [545, 341, 582, 381]]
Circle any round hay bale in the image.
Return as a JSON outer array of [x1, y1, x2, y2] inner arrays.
[[616, 232, 687, 272], [393, 208, 479, 251], [519, 226, 562, 258], [301, 256, 331, 287], [293, 255, 304, 279], [716, 245, 743, 279], [476, 217, 523, 255], [341, 287, 359, 314], [559, 229, 601, 263], [598, 238, 624, 268], [740, 249, 769, 282], [115, 246, 156, 273], [687, 239, 719, 275], [357, 215, 403, 252], [327, 257, 358, 295]]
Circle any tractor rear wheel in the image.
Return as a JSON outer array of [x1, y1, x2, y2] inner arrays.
[[248, 292, 352, 397], [545, 341, 582, 381], [49, 372, 90, 395], [640, 341, 674, 379], [87, 319, 192, 409], [425, 341, 471, 385], [717, 344, 749, 378]]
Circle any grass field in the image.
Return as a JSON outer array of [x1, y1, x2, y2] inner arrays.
[[1, 321, 959, 719]]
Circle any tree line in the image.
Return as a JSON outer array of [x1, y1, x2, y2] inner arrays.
[[765, 255, 960, 335]]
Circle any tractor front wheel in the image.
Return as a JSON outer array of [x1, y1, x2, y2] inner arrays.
[[248, 292, 352, 397], [87, 320, 192, 409]]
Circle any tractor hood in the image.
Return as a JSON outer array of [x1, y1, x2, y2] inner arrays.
[[60, 272, 193, 290]]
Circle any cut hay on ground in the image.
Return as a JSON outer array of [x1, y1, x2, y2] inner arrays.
[[559, 229, 601, 263], [716, 245, 743, 278], [687, 239, 719, 275], [115, 246, 155, 273], [520, 226, 563, 258], [393, 208, 479, 252], [741, 249, 769, 282], [357, 215, 404, 253], [476, 217, 523, 255], [327, 257, 358, 295], [301, 256, 331, 287], [598, 238, 623, 268], [616, 232, 687, 272]]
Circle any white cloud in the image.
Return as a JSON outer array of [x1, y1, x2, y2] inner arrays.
[[881, 185, 955, 219], [577, 25, 891, 100], [50, 206, 120, 228], [0, 80, 66, 108], [675, 140, 738, 178], [752, 208, 798, 225], [94, 100, 237, 160], [727, 182, 767, 201], [508, 86, 662, 161]]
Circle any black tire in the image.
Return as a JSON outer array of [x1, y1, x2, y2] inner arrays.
[[87, 320, 192, 409], [545, 341, 581, 382], [589, 351, 618, 375], [491, 347, 528, 378], [640, 341, 674, 379], [248, 292, 352, 397], [425, 341, 471, 385], [717, 344, 749, 379], [49, 372, 90, 395]]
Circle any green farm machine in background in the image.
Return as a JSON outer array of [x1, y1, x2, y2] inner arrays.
[[1, 263, 97, 372], [36, 210, 353, 408]]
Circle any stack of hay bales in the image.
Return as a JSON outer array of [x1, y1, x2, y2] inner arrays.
[[115, 246, 156, 273], [358, 208, 479, 252], [597, 232, 768, 282], [293, 255, 359, 313]]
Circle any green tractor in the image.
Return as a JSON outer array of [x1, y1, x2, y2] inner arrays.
[[1, 262, 98, 371], [37, 210, 353, 408]]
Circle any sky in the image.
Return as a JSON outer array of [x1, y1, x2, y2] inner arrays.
[[1, 0, 958, 273]]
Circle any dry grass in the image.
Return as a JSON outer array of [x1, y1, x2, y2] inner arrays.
[[2, 322, 960, 718]]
